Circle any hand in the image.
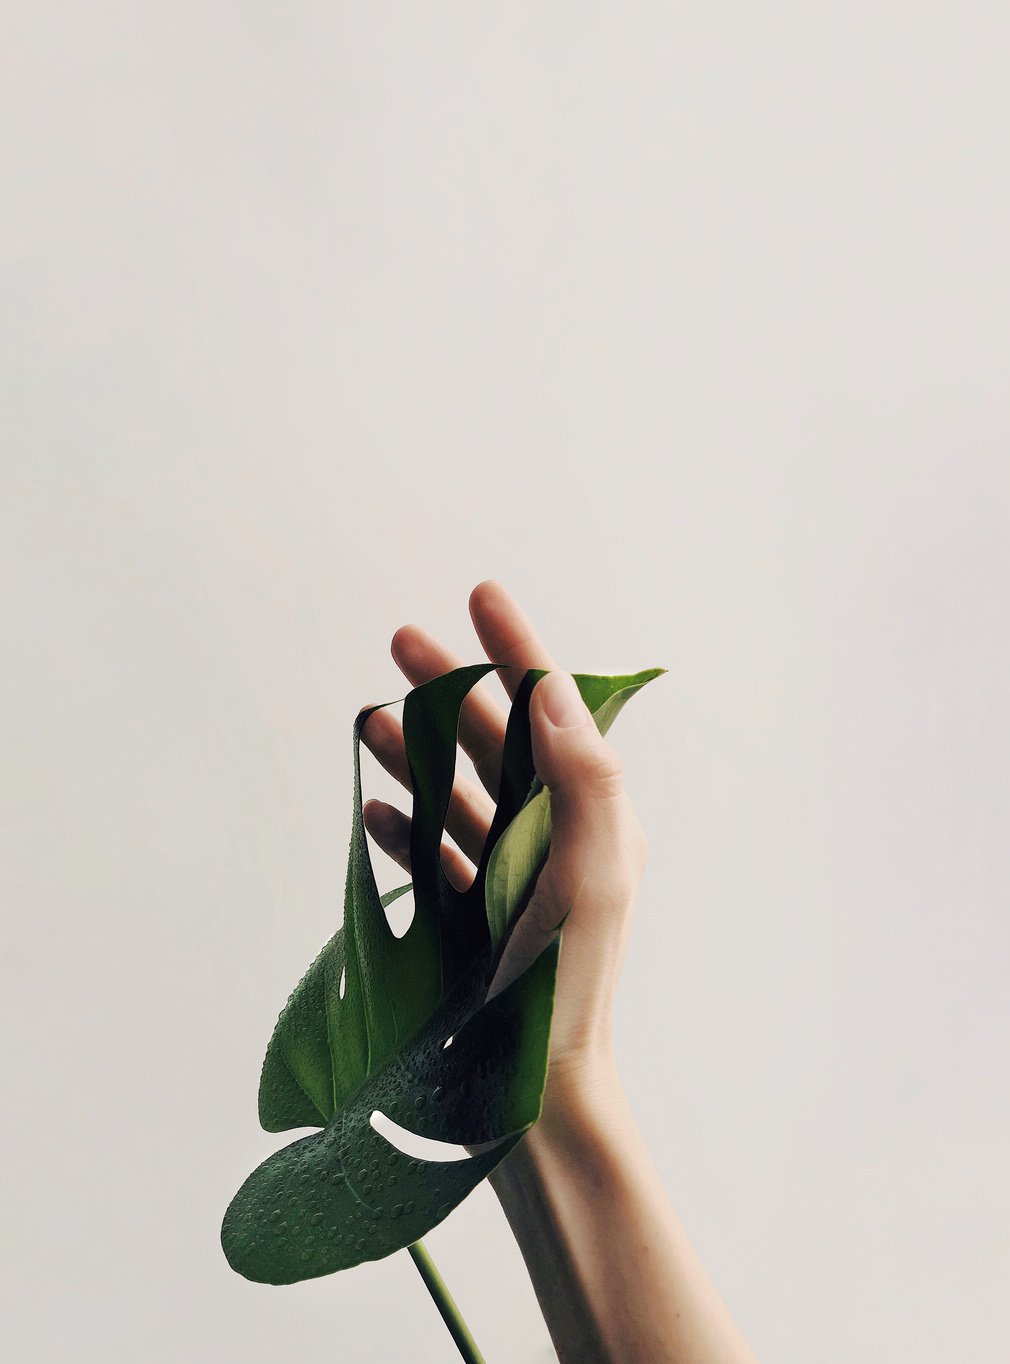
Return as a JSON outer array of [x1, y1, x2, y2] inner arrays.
[[364, 585, 760, 1364], [360, 580, 648, 1120]]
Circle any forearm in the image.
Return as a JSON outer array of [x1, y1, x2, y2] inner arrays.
[[488, 1053, 760, 1364]]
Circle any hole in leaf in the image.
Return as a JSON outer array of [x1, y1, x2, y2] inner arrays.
[[442, 1034, 454, 1049], [384, 885, 414, 939], [369, 1110, 470, 1163], [338, 966, 346, 999]]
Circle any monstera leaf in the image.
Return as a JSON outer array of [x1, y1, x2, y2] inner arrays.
[[221, 664, 663, 1286]]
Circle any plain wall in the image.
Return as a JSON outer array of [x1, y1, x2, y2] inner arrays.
[[2, 3, 1008, 1361]]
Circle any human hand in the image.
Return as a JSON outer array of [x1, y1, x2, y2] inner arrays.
[[363, 586, 760, 1364], [360, 580, 649, 1121]]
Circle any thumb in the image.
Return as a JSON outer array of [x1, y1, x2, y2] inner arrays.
[[488, 671, 644, 1009], [530, 671, 627, 812]]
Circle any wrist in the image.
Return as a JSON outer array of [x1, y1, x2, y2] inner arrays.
[[537, 1042, 624, 1135], [487, 1044, 637, 1231]]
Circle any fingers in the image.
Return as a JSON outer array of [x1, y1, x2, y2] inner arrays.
[[390, 625, 508, 796], [360, 707, 496, 865], [388, 579, 558, 798], [468, 579, 559, 701], [375, 578, 560, 866], [362, 798, 474, 894]]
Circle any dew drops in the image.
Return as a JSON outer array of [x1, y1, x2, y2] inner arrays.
[[404, 1200, 415, 1215], [432, 1086, 445, 1102], [310, 1213, 324, 1226], [414, 1094, 426, 1110], [270, 1209, 282, 1222], [355, 1237, 365, 1251], [390, 1203, 403, 1219]]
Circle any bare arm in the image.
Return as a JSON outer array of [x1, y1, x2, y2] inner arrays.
[[361, 580, 759, 1364], [488, 1054, 759, 1364]]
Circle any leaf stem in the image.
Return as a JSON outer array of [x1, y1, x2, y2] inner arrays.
[[408, 1239, 486, 1364]]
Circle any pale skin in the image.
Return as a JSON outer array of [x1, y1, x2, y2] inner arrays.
[[360, 580, 760, 1364]]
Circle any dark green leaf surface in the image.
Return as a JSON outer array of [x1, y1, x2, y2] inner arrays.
[[221, 664, 664, 1284]]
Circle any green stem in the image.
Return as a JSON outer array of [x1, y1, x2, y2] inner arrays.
[[408, 1239, 486, 1364]]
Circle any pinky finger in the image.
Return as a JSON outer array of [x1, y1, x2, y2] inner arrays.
[[362, 798, 475, 894]]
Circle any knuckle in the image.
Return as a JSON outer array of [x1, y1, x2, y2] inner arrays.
[[468, 730, 496, 770], [470, 736, 501, 791], [585, 744, 624, 798]]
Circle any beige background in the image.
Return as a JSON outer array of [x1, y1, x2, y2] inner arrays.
[[3, 3, 1008, 1361]]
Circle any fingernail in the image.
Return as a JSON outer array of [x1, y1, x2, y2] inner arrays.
[[541, 672, 589, 728]]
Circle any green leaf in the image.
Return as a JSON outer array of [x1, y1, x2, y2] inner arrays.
[[222, 664, 664, 1285]]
